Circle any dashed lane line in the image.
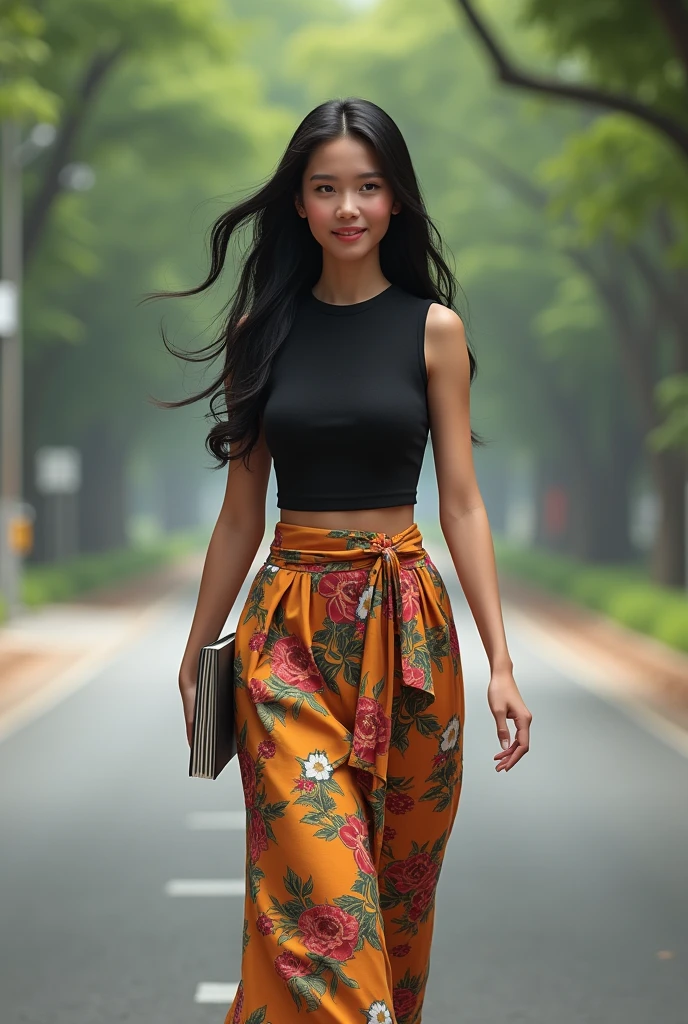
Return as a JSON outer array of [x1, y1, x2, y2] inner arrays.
[[195, 982, 239, 1004], [185, 811, 245, 830], [165, 879, 244, 896]]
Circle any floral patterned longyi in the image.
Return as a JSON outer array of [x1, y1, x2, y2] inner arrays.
[[224, 520, 465, 1024]]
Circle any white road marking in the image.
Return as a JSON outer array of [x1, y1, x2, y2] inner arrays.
[[194, 982, 239, 1003], [506, 603, 688, 760], [185, 811, 245, 830], [165, 878, 244, 896]]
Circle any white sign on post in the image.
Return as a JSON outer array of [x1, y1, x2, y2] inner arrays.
[[35, 446, 82, 495], [0, 280, 18, 337]]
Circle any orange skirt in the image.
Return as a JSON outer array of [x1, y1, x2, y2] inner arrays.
[[225, 520, 465, 1024]]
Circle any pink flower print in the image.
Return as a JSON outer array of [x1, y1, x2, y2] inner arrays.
[[389, 943, 411, 958], [248, 630, 267, 651], [271, 636, 323, 692], [317, 570, 368, 623], [399, 569, 420, 622], [338, 813, 375, 875], [298, 904, 359, 961], [248, 677, 272, 703], [385, 791, 415, 815], [353, 697, 391, 762], [256, 913, 274, 935], [238, 748, 257, 806], [274, 950, 311, 979], [248, 810, 269, 862], [258, 739, 276, 760]]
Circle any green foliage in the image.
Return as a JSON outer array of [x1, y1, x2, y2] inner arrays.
[[494, 537, 688, 653], [521, 0, 684, 112], [539, 117, 688, 252], [21, 0, 294, 479], [0, 1, 58, 119], [649, 374, 688, 452], [18, 525, 209, 611]]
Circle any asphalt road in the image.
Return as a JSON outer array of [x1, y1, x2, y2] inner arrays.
[[1, 542, 687, 1024]]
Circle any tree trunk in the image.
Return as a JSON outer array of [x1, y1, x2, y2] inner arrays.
[[79, 425, 129, 553], [650, 449, 687, 587]]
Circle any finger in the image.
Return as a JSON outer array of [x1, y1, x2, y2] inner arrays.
[[498, 727, 531, 770], [498, 745, 528, 771], [492, 708, 511, 750], [494, 739, 517, 760]]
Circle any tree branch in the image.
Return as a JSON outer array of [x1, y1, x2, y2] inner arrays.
[[453, 132, 547, 208], [24, 44, 126, 266], [454, 0, 688, 161]]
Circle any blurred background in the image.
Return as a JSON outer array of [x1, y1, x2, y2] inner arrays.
[[1, 1, 687, 1023]]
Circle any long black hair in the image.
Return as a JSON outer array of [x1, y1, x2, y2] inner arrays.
[[143, 97, 480, 468]]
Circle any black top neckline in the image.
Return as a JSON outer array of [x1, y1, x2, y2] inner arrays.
[[306, 283, 397, 316]]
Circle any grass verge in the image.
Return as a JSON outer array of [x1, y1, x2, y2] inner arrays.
[[493, 537, 688, 654], [0, 526, 210, 624]]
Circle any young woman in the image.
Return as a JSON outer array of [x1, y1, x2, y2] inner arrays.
[[152, 97, 531, 1024]]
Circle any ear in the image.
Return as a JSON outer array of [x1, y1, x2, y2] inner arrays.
[[294, 192, 307, 218], [391, 200, 402, 215]]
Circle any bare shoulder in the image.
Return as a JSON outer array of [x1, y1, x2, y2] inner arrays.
[[424, 302, 467, 379]]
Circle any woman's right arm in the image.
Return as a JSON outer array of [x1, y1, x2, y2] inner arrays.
[[178, 421, 272, 745]]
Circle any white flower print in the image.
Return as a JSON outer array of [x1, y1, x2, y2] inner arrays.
[[356, 584, 374, 620], [304, 750, 333, 781], [366, 1001, 392, 1024], [440, 715, 461, 752]]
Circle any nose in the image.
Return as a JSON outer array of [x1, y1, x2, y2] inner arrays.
[[337, 192, 360, 217]]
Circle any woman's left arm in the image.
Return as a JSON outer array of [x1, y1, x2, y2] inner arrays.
[[425, 303, 532, 773]]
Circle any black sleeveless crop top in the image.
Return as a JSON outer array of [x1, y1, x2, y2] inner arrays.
[[262, 283, 436, 511]]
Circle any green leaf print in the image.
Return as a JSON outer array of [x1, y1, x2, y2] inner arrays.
[[255, 701, 288, 733], [299, 810, 327, 826], [234, 651, 244, 686], [288, 974, 326, 1013], [413, 714, 442, 738], [425, 623, 451, 668], [262, 799, 289, 822], [244, 1006, 268, 1024], [283, 867, 316, 908], [431, 830, 448, 858], [312, 824, 341, 841], [247, 860, 264, 902]]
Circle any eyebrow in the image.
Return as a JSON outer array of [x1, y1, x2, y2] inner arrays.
[[309, 171, 385, 181]]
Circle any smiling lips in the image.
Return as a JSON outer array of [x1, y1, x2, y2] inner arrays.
[[332, 227, 366, 241]]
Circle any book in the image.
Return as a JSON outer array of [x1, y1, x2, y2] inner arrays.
[[188, 631, 237, 780]]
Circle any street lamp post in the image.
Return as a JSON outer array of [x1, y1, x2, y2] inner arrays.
[[0, 120, 25, 617]]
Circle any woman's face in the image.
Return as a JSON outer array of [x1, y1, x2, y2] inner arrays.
[[296, 135, 400, 260]]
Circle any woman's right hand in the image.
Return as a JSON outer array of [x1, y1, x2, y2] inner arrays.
[[178, 665, 198, 747]]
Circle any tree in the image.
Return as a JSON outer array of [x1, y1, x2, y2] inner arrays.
[[453, 0, 688, 162]]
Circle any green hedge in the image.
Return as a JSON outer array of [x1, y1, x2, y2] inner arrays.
[[0, 526, 210, 623], [492, 538, 688, 654]]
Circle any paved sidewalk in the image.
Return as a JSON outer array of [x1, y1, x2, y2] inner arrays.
[[498, 574, 688, 726], [0, 552, 206, 740]]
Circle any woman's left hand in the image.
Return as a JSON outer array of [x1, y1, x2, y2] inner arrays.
[[487, 669, 532, 772]]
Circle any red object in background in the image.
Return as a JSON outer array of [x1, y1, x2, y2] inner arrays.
[[544, 486, 568, 537]]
